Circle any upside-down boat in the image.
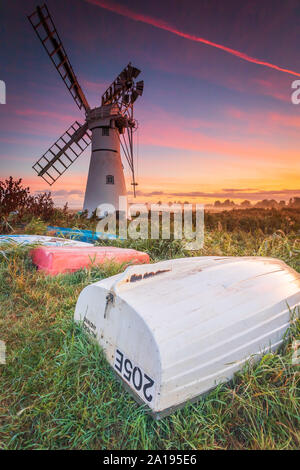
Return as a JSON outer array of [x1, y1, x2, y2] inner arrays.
[[0, 234, 92, 247], [31, 245, 149, 275], [47, 226, 121, 242], [74, 256, 300, 418]]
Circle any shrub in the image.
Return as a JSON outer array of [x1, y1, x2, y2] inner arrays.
[[29, 192, 54, 220], [0, 177, 55, 223], [0, 177, 30, 218], [24, 217, 48, 235]]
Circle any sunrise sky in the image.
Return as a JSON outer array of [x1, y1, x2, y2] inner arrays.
[[1, 0, 300, 207]]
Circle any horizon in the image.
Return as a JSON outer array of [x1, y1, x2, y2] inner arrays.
[[45, 194, 299, 210], [1, 0, 300, 208]]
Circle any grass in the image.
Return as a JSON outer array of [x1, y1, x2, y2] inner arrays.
[[0, 228, 299, 450]]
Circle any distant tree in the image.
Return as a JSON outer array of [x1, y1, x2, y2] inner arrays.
[[223, 199, 235, 207], [241, 200, 251, 207], [255, 199, 278, 208], [214, 200, 221, 207], [289, 197, 300, 207]]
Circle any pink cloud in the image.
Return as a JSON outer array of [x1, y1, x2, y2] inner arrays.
[[15, 109, 76, 123], [250, 78, 290, 103], [268, 112, 300, 129], [138, 104, 300, 164], [81, 79, 109, 93]]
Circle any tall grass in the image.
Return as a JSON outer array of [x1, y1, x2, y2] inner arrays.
[[0, 229, 299, 450]]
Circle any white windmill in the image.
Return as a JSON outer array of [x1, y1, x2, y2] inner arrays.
[[28, 4, 144, 216]]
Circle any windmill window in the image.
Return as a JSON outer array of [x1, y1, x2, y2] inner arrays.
[[102, 127, 110, 136], [106, 175, 114, 185]]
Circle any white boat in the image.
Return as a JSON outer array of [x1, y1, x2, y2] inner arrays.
[[0, 234, 92, 247], [74, 256, 300, 418]]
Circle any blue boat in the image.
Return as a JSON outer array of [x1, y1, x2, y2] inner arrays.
[[47, 226, 122, 243]]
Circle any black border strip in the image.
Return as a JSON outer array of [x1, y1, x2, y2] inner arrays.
[[92, 148, 118, 153]]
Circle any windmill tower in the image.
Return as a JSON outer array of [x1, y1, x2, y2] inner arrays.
[[28, 4, 144, 216]]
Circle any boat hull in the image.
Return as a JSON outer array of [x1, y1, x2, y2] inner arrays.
[[31, 246, 150, 275], [0, 234, 92, 247], [74, 256, 300, 417]]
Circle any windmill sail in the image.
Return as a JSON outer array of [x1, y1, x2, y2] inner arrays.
[[101, 63, 141, 107], [101, 64, 144, 197], [32, 121, 91, 185], [131, 80, 144, 103], [28, 4, 90, 112]]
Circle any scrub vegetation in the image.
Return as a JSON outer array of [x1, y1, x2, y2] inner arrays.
[[0, 179, 299, 449]]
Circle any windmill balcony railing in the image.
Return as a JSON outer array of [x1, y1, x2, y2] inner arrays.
[[87, 104, 120, 122]]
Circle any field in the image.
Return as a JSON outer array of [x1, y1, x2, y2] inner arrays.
[[0, 208, 299, 450]]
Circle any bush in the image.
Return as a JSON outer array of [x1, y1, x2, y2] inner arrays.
[[0, 177, 30, 218], [24, 217, 48, 235], [0, 177, 55, 223]]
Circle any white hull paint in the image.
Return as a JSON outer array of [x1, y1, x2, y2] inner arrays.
[[83, 107, 126, 217], [74, 256, 300, 417], [0, 235, 92, 247]]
